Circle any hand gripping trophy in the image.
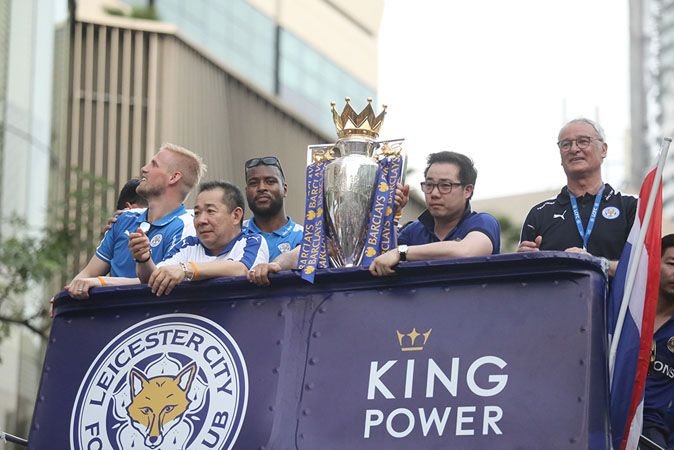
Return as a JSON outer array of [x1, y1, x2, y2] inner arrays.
[[298, 98, 405, 282]]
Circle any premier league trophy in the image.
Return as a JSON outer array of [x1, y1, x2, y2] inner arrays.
[[298, 98, 405, 282]]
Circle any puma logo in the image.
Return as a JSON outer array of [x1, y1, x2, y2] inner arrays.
[[553, 210, 567, 220], [126, 362, 197, 449]]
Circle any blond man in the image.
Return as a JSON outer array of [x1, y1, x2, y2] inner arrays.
[[66, 143, 206, 298]]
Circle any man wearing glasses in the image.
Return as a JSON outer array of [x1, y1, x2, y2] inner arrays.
[[368, 151, 500, 276], [518, 118, 637, 276], [242, 156, 303, 261]]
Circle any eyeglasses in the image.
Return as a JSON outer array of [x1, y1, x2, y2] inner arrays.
[[244, 156, 285, 179], [420, 181, 463, 194], [557, 136, 603, 151]]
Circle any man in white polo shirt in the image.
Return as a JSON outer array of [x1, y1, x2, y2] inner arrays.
[[130, 180, 268, 296]]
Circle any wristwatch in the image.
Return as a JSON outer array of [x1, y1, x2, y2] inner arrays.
[[398, 244, 408, 262]]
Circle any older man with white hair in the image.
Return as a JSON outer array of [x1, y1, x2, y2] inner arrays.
[[518, 118, 637, 276]]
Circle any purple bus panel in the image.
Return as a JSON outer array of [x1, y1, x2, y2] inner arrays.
[[29, 252, 610, 450]]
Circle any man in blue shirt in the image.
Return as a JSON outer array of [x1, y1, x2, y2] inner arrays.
[[242, 156, 303, 261], [369, 151, 500, 276], [65, 143, 206, 299], [641, 234, 674, 448]]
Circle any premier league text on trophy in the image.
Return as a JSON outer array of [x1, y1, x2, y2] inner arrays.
[[363, 355, 508, 439]]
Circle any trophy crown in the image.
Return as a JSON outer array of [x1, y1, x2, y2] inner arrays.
[[331, 97, 387, 139]]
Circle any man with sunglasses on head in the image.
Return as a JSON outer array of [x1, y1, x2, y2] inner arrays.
[[518, 118, 637, 276], [368, 151, 500, 276], [247, 177, 410, 286], [242, 156, 303, 261]]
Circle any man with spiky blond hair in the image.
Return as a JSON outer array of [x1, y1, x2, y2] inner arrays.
[[65, 143, 206, 299]]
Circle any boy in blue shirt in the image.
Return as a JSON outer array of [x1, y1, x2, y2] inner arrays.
[[642, 234, 674, 448]]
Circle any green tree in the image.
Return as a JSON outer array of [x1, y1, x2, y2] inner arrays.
[[103, 4, 160, 20], [495, 214, 522, 253], [0, 217, 74, 340], [0, 170, 114, 343]]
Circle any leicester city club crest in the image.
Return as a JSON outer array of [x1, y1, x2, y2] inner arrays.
[[150, 234, 163, 247], [70, 314, 248, 450], [602, 206, 620, 220]]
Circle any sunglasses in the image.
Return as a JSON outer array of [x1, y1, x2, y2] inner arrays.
[[244, 156, 285, 179]]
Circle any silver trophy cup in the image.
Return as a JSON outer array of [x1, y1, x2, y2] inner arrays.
[[305, 98, 403, 268], [323, 137, 379, 267]]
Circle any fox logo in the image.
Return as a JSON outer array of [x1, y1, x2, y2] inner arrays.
[[72, 315, 248, 450], [127, 362, 197, 449]]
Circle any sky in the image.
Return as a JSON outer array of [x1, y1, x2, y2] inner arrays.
[[377, 0, 630, 200]]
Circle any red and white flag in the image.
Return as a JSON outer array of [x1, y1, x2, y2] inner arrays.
[[608, 141, 669, 450]]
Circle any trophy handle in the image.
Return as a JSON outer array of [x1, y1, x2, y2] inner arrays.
[[373, 138, 407, 225], [372, 138, 406, 181], [307, 144, 337, 166]]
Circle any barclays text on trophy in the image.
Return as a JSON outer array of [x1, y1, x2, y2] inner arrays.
[[298, 98, 405, 282]]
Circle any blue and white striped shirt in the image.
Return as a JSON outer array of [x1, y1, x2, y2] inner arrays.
[[158, 232, 269, 269]]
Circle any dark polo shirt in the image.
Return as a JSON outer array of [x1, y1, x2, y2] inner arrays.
[[520, 183, 637, 260], [399, 204, 500, 254], [643, 317, 674, 447]]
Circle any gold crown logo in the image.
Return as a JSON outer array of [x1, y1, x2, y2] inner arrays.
[[331, 97, 387, 139], [396, 328, 432, 352]]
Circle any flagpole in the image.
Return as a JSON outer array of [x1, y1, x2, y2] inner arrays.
[[0, 430, 28, 446], [609, 137, 671, 375]]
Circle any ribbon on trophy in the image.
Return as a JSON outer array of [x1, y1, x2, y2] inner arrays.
[[300, 99, 404, 282], [361, 146, 404, 267], [298, 154, 331, 283]]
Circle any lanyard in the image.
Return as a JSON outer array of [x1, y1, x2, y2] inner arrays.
[[568, 185, 605, 251]]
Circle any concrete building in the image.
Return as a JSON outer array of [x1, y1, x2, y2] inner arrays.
[[121, 0, 382, 135], [629, 0, 674, 216], [0, 0, 61, 439]]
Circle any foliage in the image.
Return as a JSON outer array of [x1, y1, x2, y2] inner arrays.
[[495, 214, 522, 253], [0, 217, 75, 340], [131, 6, 160, 20], [0, 170, 115, 343], [103, 6, 125, 17], [103, 5, 160, 21]]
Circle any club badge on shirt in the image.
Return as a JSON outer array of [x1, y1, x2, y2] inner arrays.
[[602, 206, 620, 220], [150, 234, 163, 247]]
